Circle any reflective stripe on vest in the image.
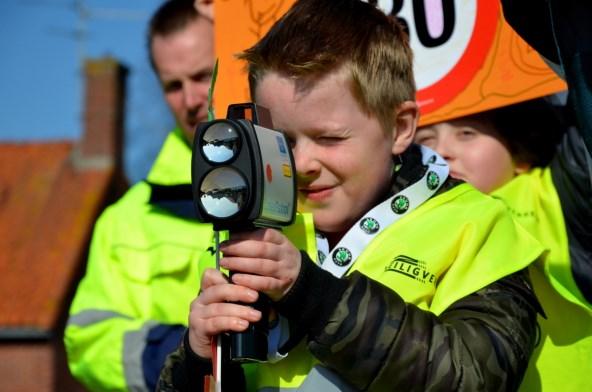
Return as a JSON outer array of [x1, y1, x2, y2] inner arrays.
[[123, 320, 158, 392], [68, 310, 155, 392], [67, 309, 133, 327]]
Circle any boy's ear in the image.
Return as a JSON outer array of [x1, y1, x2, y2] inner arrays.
[[391, 101, 419, 155], [514, 161, 531, 175]]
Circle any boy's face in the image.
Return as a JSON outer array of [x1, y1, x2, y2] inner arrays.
[[255, 70, 401, 236], [415, 116, 526, 193]]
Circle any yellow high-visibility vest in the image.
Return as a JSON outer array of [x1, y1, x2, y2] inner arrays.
[[250, 183, 543, 391], [494, 168, 592, 392]]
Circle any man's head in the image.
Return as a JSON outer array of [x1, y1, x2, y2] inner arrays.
[[148, 0, 215, 144], [239, 0, 416, 133], [415, 96, 565, 193], [238, 0, 418, 243]]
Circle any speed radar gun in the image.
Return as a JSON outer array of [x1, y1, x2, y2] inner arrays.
[[191, 103, 297, 369]]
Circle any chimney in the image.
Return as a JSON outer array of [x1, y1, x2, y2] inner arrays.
[[75, 57, 127, 187]]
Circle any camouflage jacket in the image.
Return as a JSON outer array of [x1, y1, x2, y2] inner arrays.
[[158, 264, 539, 392]]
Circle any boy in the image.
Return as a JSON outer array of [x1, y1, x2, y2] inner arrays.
[[159, 1, 542, 390], [415, 97, 592, 391]]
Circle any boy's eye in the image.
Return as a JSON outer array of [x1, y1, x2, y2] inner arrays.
[[318, 136, 343, 144], [415, 135, 435, 145], [415, 131, 436, 147], [458, 129, 477, 140]]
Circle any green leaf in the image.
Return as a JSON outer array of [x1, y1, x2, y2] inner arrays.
[[207, 58, 219, 121]]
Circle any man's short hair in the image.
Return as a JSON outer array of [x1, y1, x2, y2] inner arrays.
[[238, 0, 415, 132], [147, 0, 201, 70]]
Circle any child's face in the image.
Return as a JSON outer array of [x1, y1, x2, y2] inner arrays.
[[255, 70, 399, 236], [415, 116, 525, 193]]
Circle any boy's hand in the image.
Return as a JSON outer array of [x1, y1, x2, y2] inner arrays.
[[187, 268, 261, 358], [219, 228, 302, 302]]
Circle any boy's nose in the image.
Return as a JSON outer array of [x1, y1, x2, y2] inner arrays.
[[432, 136, 455, 161], [294, 144, 322, 178], [434, 143, 451, 160]]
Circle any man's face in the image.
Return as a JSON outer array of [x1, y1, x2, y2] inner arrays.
[[415, 116, 521, 193], [255, 70, 397, 240], [151, 17, 215, 144]]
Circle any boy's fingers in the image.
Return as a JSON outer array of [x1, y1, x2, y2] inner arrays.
[[231, 273, 294, 300], [191, 302, 261, 325], [201, 268, 229, 289], [196, 282, 259, 306], [220, 256, 273, 274], [220, 240, 282, 260], [226, 228, 283, 244]]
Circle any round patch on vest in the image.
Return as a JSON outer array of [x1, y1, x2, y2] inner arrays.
[[426, 171, 440, 190], [360, 217, 380, 234], [391, 195, 410, 214], [332, 247, 352, 267], [317, 250, 327, 265]]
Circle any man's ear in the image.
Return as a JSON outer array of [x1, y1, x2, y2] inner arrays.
[[195, 0, 214, 22], [391, 101, 419, 155]]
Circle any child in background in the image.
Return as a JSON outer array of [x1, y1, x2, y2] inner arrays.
[[415, 96, 592, 391], [158, 1, 544, 390], [415, 97, 565, 194]]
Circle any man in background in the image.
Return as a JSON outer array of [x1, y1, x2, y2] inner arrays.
[[64, 1, 215, 391]]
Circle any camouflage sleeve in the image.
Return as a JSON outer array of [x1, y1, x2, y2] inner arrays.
[[277, 256, 540, 392], [156, 333, 209, 392], [156, 344, 188, 392], [317, 270, 539, 391]]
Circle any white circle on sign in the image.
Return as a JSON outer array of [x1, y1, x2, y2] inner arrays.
[[412, 0, 476, 89], [374, 0, 476, 90], [370, 0, 498, 115]]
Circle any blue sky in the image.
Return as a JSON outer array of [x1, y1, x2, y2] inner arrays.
[[0, 0, 173, 183]]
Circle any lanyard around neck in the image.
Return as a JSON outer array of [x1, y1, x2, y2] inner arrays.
[[317, 145, 449, 278]]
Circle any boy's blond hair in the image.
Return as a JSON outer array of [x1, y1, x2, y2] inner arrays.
[[238, 0, 415, 132]]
